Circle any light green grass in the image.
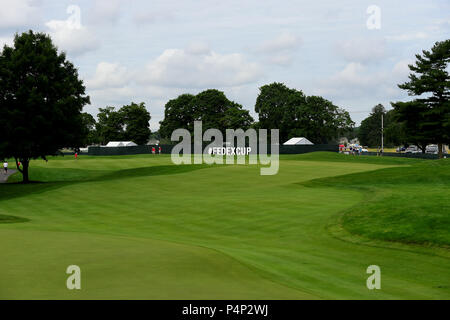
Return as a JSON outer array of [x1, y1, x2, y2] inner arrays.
[[0, 153, 449, 299]]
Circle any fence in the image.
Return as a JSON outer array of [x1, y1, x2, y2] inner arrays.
[[87, 144, 339, 156], [362, 152, 445, 159]]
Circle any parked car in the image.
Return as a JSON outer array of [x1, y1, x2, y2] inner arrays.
[[405, 145, 421, 154], [426, 145, 438, 154], [396, 146, 406, 152]]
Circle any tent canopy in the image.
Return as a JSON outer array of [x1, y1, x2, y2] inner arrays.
[[283, 137, 314, 145], [105, 141, 138, 147]]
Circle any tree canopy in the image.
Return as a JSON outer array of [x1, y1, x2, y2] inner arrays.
[[81, 112, 98, 146], [96, 103, 151, 145], [358, 104, 406, 148], [255, 82, 354, 143], [120, 102, 151, 145], [96, 106, 125, 145], [358, 104, 385, 148], [0, 31, 90, 182], [159, 89, 253, 138]]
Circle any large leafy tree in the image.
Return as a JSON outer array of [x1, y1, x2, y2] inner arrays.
[[384, 109, 409, 148], [0, 31, 90, 183], [255, 82, 305, 142], [159, 90, 253, 138], [120, 102, 151, 145], [96, 106, 125, 145], [358, 104, 386, 147], [80, 112, 98, 146], [359, 105, 410, 149], [159, 94, 195, 139], [390, 101, 431, 152], [95, 103, 151, 145], [255, 82, 353, 143], [294, 96, 354, 144], [396, 39, 450, 158]]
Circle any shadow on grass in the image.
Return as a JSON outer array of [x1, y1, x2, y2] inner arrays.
[[97, 164, 209, 182], [0, 164, 210, 224], [0, 214, 30, 224]]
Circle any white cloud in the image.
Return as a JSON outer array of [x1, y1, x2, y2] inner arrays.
[[385, 32, 428, 41], [45, 6, 99, 56], [255, 31, 302, 66], [86, 62, 130, 90], [138, 46, 263, 88], [314, 60, 412, 100], [334, 37, 386, 63], [0, 0, 42, 29], [86, 47, 262, 90]]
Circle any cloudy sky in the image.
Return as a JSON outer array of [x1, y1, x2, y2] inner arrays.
[[0, 0, 449, 130]]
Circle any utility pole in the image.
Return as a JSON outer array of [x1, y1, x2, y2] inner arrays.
[[381, 113, 384, 155]]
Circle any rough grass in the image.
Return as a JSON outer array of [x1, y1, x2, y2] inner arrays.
[[302, 158, 450, 247]]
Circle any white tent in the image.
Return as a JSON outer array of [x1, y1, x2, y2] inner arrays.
[[105, 141, 138, 147], [283, 137, 314, 145]]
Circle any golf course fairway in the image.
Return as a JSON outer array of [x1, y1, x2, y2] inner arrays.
[[0, 153, 449, 299]]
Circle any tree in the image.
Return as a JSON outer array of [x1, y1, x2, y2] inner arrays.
[[390, 100, 432, 152], [120, 102, 151, 145], [255, 82, 354, 143], [96, 103, 151, 145], [0, 31, 89, 183], [358, 104, 386, 148], [80, 112, 98, 146], [396, 39, 450, 158], [223, 102, 254, 130], [96, 106, 125, 145], [294, 96, 353, 144], [255, 82, 305, 142], [159, 90, 253, 138], [384, 109, 408, 148], [159, 94, 195, 139]]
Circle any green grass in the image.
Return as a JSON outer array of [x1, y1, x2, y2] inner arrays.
[[0, 152, 449, 299]]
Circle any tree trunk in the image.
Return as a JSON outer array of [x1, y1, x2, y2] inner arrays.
[[21, 158, 30, 183], [438, 143, 443, 159], [419, 144, 426, 154]]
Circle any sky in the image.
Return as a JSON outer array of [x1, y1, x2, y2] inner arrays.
[[0, 0, 449, 130]]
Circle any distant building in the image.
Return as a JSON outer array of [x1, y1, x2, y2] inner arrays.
[[283, 137, 314, 145], [105, 141, 138, 147]]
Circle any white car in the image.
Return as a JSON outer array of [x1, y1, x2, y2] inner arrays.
[[426, 145, 438, 154], [405, 146, 420, 154]]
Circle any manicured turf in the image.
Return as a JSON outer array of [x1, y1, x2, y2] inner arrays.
[[0, 153, 449, 299]]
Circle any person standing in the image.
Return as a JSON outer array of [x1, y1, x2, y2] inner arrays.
[[3, 161, 7, 175], [158, 146, 162, 154]]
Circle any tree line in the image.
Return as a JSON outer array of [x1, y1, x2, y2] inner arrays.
[[159, 84, 354, 144], [0, 31, 448, 183], [81, 102, 151, 146]]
